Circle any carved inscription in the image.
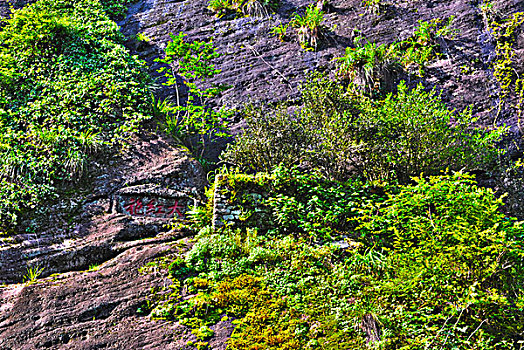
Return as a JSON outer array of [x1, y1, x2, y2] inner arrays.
[[118, 196, 187, 219]]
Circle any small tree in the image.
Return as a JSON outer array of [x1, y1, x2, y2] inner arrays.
[[156, 32, 231, 157]]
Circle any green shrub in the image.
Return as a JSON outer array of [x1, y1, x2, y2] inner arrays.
[[223, 75, 504, 183], [356, 172, 524, 347], [336, 18, 457, 92], [156, 32, 231, 158], [0, 0, 151, 229], [100, 0, 134, 19], [354, 81, 504, 183], [208, 0, 278, 18], [335, 37, 401, 95], [222, 75, 360, 180]]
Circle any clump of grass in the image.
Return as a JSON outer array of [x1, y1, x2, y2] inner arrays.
[[290, 4, 325, 50]]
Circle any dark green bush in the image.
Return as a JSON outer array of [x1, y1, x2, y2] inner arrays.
[[0, 0, 151, 229], [222, 75, 360, 180], [100, 0, 134, 19], [355, 81, 504, 183], [223, 75, 504, 183]]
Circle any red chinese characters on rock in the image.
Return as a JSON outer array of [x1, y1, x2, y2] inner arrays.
[[122, 197, 185, 219]]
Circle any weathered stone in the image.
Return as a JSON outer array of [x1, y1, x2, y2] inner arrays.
[[0, 133, 205, 285]]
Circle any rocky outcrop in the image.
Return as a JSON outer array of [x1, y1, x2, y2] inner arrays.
[[120, 0, 524, 127], [0, 236, 196, 350], [0, 133, 205, 284], [0, 132, 211, 349]]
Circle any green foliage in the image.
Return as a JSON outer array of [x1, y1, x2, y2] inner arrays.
[[223, 75, 504, 183], [483, 10, 524, 123], [222, 74, 361, 180], [265, 167, 382, 240], [336, 18, 456, 93], [270, 22, 289, 42], [355, 81, 504, 183], [208, 0, 279, 18], [147, 172, 524, 349], [0, 0, 151, 229], [23, 264, 45, 283], [335, 37, 400, 95], [214, 167, 385, 240], [156, 32, 231, 158], [290, 5, 325, 49], [100, 0, 134, 19], [356, 172, 524, 347]]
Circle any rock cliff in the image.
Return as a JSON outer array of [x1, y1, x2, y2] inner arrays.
[[1, 0, 523, 348]]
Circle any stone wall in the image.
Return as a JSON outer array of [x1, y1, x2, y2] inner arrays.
[[212, 173, 272, 230]]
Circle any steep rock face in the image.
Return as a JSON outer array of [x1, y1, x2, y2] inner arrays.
[[0, 133, 205, 284], [0, 133, 212, 349], [0, 237, 197, 350], [1, 0, 524, 349], [120, 0, 524, 126]]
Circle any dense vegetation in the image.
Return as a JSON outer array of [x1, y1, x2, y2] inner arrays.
[[2, 0, 524, 348], [140, 7, 524, 346], [0, 0, 151, 229]]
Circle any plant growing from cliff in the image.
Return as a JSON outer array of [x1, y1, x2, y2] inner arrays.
[[270, 22, 289, 41], [336, 37, 401, 95], [156, 32, 231, 158], [100, 0, 134, 19], [222, 74, 363, 180], [483, 11, 524, 124], [362, 0, 383, 15], [335, 18, 456, 92], [23, 264, 45, 284], [400, 17, 457, 75], [290, 4, 325, 50], [356, 81, 505, 183], [208, 0, 279, 18]]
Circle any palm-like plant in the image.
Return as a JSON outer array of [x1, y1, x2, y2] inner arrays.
[[335, 37, 400, 94], [290, 5, 325, 49]]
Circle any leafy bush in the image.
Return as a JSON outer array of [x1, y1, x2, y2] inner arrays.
[[354, 81, 504, 183], [335, 37, 401, 95], [356, 172, 524, 348], [208, 0, 279, 18], [336, 18, 456, 92], [100, 0, 134, 19], [213, 167, 384, 240], [223, 75, 504, 183], [222, 75, 360, 180], [0, 0, 151, 229]]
